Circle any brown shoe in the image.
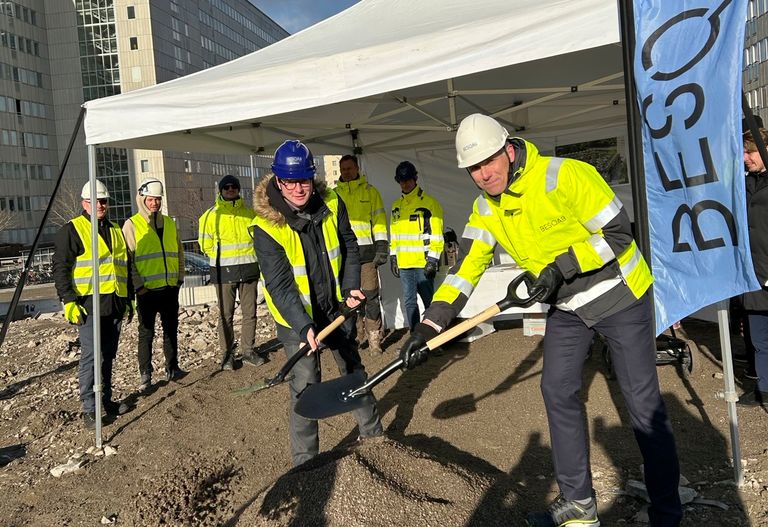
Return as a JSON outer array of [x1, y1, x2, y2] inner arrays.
[[367, 330, 384, 354]]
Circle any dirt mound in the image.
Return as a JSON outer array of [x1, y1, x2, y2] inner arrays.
[[245, 437, 523, 527], [127, 455, 240, 526]]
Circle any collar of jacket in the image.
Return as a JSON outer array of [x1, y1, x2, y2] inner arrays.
[[400, 185, 423, 203], [262, 175, 330, 231], [215, 194, 244, 209], [337, 174, 368, 190]]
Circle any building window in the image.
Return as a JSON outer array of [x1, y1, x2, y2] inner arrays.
[[184, 159, 192, 173], [127, 6, 135, 19], [140, 159, 149, 172], [129, 37, 138, 50]]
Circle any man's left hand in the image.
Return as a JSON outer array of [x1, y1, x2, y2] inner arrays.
[[531, 263, 564, 303], [424, 257, 439, 279], [125, 301, 135, 324], [399, 322, 439, 369], [345, 289, 366, 309]]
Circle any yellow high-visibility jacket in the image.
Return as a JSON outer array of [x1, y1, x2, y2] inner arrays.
[[432, 139, 652, 326], [390, 186, 444, 269], [70, 215, 128, 298], [334, 175, 387, 257], [198, 195, 259, 284]]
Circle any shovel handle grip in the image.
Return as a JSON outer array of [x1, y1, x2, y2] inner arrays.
[[271, 314, 348, 384]]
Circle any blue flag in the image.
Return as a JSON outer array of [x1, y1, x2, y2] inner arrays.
[[633, 0, 759, 334]]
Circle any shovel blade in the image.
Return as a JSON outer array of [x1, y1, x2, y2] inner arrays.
[[295, 370, 368, 420]]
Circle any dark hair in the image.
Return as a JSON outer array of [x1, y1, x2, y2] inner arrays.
[[339, 154, 358, 166]]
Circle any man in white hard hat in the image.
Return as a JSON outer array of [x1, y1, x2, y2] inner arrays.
[[123, 178, 186, 392], [398, 114, 683, 527], [52, 180, 133, 430]]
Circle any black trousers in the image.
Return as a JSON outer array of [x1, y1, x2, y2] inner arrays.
[[541, 293, 682, 527], [137, 287, 180, 375]]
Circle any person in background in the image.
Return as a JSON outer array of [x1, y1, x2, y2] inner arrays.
[[737, 128, 768, 408], [251, 140, 383, 466], [123, 178, 186, 392], [399, 114, 682, 527], [334, 155, 389, 354], [389, 161, 444, 332], [198, 175, 266, 371], [53, 180, 132, 429]]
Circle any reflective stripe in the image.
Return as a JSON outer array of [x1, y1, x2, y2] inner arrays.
[[75, 256, 112, 267], [463, 225, 496, 247], [476, 196, 492, 216], [301, 293, 312, 306], [442, 274, 474, 297], [293, 265, 307, 277], [113, 258, 128, 267], [220, 242, 253, 250], [373, 231, 388, 242], [327, 246, 341, 261], [200, 233, 213, 240], [427, 234, 442, 242], [355, 235, 374, 245], [75, 274, 128, 285], [218, 254, 258, 266], [557, 277, 622, 311], [142, 272, 179, 282], [134, 252, 166, 262], [588, 234, 615, 263], [427, 250, 442, 260], [545, 157, 565, 193], [620, 247, 642, 277], [392, 233, 423, 241], [584, 196, 622, 232], [397, 246, 428, 253], [372, 207, 385, 216]]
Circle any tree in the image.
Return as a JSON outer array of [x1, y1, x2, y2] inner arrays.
[[49, 181, 84, 227]]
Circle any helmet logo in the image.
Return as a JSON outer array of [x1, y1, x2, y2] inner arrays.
[[463, 142, 478, 151], [285, 156, 303, 164]]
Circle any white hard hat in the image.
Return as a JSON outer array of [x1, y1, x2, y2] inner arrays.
[[455, 113, 509, 168], [138, 178, 164, 198], [81, 180, 110, 200]]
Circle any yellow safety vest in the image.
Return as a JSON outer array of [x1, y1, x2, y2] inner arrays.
[[70, 215, 128, 297], [435, 139, 652, 312], [130, 213, 180, 289], [251, 193, 343, 328], [333, 175, 388, 246], [390, 186, 444, 269], [198, 196, 257, 267]]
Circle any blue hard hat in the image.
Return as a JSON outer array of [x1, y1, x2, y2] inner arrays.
[[395, 161, 418, 182], [272, 140, 316, 180]]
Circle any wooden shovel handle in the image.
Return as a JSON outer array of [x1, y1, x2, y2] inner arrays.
[[425, 304, 502, 350]]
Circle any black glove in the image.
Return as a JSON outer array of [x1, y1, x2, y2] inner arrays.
[[399, 322, 439, 369], [531, 263, 564, 303], [390, 255, 400, 278], [424, 257, 439, 279], [372, 241, 389, 267]]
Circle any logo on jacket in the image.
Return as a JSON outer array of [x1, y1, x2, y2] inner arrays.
[[539, 215, 566, 232]]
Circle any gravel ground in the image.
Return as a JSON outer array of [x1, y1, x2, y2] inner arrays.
[[0, 299, 766, 526]]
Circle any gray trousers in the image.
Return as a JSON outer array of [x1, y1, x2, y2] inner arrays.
[[542, 293, 682, 527], [278, 318, 383, 466], [78, 313, 122, 413], [215, 279, 258, 365]]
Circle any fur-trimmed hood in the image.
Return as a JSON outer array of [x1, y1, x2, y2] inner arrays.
[[254, 175, 329, 227]]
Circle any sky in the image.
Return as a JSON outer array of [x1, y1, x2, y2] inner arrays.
[[250, 1, 360, 35]]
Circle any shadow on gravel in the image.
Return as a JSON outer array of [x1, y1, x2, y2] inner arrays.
[[0, 360, 78, 400]]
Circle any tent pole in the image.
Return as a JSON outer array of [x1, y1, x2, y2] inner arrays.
[[88, 144, 104, 448], [716, 300, 743, 486], [0, 106, 86, 349], [618, 0, 651, 261]]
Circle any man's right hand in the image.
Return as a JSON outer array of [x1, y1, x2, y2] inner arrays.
[[301, 324, 319, 353], [390, 255, 400, 278], [64, 301, 87, 325], [399, 322, 439, 369]]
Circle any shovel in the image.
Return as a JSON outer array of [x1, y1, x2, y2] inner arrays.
[[295, 272, 539, 419], [232, 302, 362, 396]]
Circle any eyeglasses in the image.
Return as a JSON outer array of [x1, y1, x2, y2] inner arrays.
[[84, 198, 109, 205], [222, 184, 239, 190], [279, 179, 312, 190]]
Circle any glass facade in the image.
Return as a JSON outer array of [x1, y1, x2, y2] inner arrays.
[[75, 0, 131, 224]]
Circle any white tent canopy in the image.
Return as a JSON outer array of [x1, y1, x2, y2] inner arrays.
[[83, 0, 625, 156]]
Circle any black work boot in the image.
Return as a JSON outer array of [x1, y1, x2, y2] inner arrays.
[[737, 389, 768, 408], [103, 400, 130, 416], [242, 352, 270, 367], [82, 412, 96, 430]]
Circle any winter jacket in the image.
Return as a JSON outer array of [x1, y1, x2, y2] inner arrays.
[[198, 195, 259, 284], [743, 170, 768, 311], [250, 176, 360, 337], [427, 138, 649, 328], [333, 174, 388, 262], [390, 185, 444, 269], [123, 190, 185, 292], [52, 211, 130, 317]]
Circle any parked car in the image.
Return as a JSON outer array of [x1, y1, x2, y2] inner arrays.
[[183, 252, 210, 284]]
